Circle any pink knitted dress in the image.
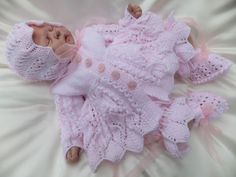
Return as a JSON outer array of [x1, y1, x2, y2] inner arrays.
[[51, 9, 231, 171]]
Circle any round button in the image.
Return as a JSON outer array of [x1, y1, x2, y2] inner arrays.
[[85, 58, 92, 67], [111, 70, 120, 80], [127, 81, 137, 90], [98, 63, 105, 73]]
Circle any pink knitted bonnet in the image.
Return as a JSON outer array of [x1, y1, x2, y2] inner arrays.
[[5, 20, 76, 81]]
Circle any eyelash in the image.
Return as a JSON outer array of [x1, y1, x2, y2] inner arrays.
[[46, 25, 53, 46]]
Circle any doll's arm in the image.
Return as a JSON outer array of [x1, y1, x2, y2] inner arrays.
[[89, 5, 140, 44], [54, 94, 85, 157], [119, 4, 142, 27]]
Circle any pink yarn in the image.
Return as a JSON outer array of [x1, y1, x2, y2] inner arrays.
[[5, 20, 74, 81], [50, 9, 231, 171], [5, 7, 232, 172]]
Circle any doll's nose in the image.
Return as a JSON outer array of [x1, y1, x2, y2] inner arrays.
[[52, 30, 62, 39]]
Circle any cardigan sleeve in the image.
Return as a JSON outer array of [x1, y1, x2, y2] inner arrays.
[[118, 6, 137, 27], [89, 7, 137, 44], [53, 94, 85, 157]]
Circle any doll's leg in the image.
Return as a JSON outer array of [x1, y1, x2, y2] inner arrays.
[[147, 91, 228, 158], [176, 29, 232, 84], [186, 91, 228, 125], [156, 96, 196, 158], [187, 51, 232, 84]]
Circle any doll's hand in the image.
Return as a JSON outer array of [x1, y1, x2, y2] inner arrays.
[[66, 146, 81, 163], [128, 3, 142, 19]]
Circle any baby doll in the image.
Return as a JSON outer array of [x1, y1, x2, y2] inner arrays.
[[5, 3, 232, 172]]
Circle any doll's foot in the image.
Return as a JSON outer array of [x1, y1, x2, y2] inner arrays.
[[187, 91, 228, 126], [189, 52, 232, 84], [66, 146, 81, 163]]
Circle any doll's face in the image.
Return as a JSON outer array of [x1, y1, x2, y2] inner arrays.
[[29, 23, 75, 51]]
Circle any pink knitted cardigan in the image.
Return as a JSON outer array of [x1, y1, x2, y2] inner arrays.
[[51, 9, 231, 171]]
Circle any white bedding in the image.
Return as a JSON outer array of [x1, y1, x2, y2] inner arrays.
[[0, 0, 236, 177]]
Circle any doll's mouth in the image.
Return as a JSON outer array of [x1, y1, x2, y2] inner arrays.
[[65, 34, 74, 44]]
